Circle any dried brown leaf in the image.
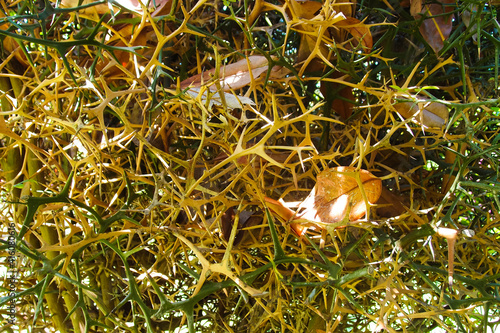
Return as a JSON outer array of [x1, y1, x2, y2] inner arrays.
[[320, 73, 356, 119], [332, 84, 356, 119], [410, 0, 423, 17], [266, 167, 382, 235], [336, 17, 373, 53], [376, 187, 407, 218], [441, 143, 468, 194], [60, 0, 173, 16], [312, 167, 381, 221], [221, 207, 237, 243], [436, 227, 458, 286], [180, 55, 278, 91], [0, 11, 31, 66], [221, 208, 262, 246], [393, 99, 449, 128], [264, 197, 307, 236], [414, 0, 456, 53], [279, 167, 383, 232]]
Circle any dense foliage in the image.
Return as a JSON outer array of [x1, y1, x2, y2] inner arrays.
[[1, 0, 500, 332]]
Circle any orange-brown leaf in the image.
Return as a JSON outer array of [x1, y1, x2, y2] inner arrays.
[[332, 84, 356, 119], [265, 168, 382, 235], [299, 167, 382, 225], [376, 187, 407, 217], [264, 197, 296, 221], [264, 197, 308, 236], [320, 74, 355, 119], [336, 17, 373, 53], [414, 0, 456, 53]]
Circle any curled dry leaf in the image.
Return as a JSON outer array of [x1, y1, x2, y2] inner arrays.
[[441, 143, 468, 194], [331, 84, 356, 119], [320, 73, 356, 119], [185, 88, 256, 109], [393, 99, 449, 128], [59, 0, 109, 14], [59, 0, 173, 16], [265, 167, 382, 236], [181, 55, 280, 109], [289, 0, 323, 20], [93, 25, 157, 74], [436, 227, 458, 286], [180, 55, 279, 92]]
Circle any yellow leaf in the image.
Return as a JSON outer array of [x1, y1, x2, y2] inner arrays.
[[289, 0, 323, 20]]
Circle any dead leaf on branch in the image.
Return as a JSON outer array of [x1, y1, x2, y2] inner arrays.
[[185, 87, 256, 109], [376, 187, 407, 218], [320, 73, 357, 119], [410, 0, 423, 17], [335, 17, 373, 53], [436, 227, 458, 287], [293, 5, 373, 73], [410, 0, 456, 53], [393, 98, 449, 128], [0, 11, 37, 67], [300, 166, 382, 222], [180, 55, 280, 92], [180, 55, 281, 108], [264, 197, 308, 236], [288, 0, 326, 70], [265, 167, 382, 236], [462, 5, 481, 43], [441, 143, 468, 194], [59, 0, 173, 16], [92, 25, 158, 75]]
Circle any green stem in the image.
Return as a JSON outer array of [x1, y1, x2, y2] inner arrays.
[[27, 146, 70, 333]]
